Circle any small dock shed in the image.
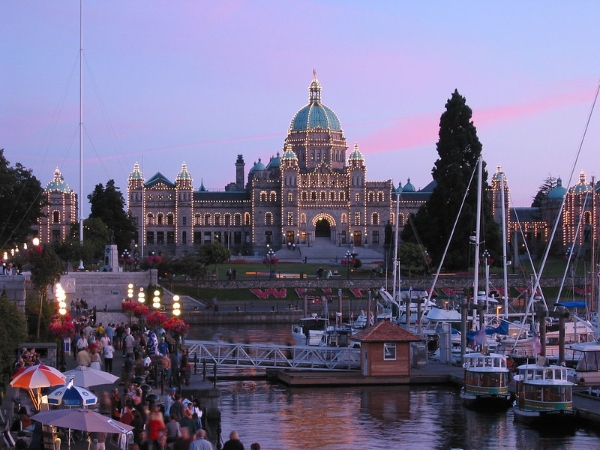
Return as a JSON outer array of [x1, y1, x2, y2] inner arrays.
[[351, 320, 420, 377]]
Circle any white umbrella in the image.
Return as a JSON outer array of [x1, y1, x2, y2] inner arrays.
[[62, 366, 119, 388], [47, 384, 98, 406]]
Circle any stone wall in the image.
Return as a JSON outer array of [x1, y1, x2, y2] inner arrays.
[[46, 270, 158, 311], [0, 274, 28, 311]]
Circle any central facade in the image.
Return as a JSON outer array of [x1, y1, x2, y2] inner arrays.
[[126, 74, 393, 256]]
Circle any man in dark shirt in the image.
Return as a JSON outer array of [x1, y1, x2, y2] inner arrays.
[[222, 431, 244, 450]]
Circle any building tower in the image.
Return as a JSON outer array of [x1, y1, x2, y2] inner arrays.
[[38, 168, 77, 244]]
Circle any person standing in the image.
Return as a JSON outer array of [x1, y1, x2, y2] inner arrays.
[[103, 339, 115, 373], [124, 328, 136, 356], [90, 347, 102, 371], [222, 431, 244, 450], [189, 429, 213, 450]]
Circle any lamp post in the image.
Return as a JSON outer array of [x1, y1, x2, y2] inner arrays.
[[345, 250, 352, 279], [122, 249, 130, 271], [56, 283, 67, 371], [152, 290, 161, 309], [267, 248, 276, 280]]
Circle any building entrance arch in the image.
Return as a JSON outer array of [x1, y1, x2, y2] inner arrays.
[[311, 213, 336, 239]]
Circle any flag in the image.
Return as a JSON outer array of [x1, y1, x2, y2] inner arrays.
[[532, 335, 541, 355]]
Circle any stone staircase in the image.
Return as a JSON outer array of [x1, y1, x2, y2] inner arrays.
[[275, 237, 383, 263]]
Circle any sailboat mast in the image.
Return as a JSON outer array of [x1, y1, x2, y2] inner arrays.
[[392, 190, 400, 305], [78, 0, 84, 247], [500, 171, 509, 320], [473, 157, 482, 328]]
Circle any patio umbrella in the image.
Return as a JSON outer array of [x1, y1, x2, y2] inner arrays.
[[32, 409, 134, 433], [32, 409, 133, 450], [10, 365, 66, 410], [62, 366, 119, 388], [10, 365, 66, 389], [47, 384, 98, 406]]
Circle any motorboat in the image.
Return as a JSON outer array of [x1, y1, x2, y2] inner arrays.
[[566, 342, 600, 386], [512, 358, 576, 427], [319, 326, 360, 348], [460, 352, 512, 409], [352, 311, 367, 329], [291, 314, 330, 346]]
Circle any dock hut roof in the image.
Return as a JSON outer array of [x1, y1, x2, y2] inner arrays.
[[350, 320, 420, 343]]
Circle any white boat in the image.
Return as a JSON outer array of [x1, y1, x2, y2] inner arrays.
[[291, 314, 330, 346], [319, 326, 360, 348], [512, 358, 576, 427], [566, 342, 600, 386], [352, 311, 367, 329], [460, 352, 512, 409]]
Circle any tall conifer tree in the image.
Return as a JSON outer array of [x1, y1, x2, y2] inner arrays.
[[402, 90, 500, 270]]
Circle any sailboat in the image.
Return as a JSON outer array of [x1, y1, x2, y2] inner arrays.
[[459, 157, 513, 408]]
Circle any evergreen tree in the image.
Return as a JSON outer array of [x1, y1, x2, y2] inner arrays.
[[87, 180, 137, 252], [198, 242, 231, 278], [531, 175, 557, 207], [402, 90, 501, 270], [0, 149, 44, 248]]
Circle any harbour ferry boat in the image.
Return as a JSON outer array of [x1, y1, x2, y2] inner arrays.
[[512, 357, 576, 426], [460, 352, 512, 409]]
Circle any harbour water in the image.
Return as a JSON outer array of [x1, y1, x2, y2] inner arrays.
[[188, 324, 600, 449]]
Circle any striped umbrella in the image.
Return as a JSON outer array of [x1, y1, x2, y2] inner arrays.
[[47, 384, 98, 406], [10, 365, 66, 389]]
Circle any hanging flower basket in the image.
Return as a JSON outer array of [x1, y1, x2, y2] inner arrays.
[[163, 317, 190, 336], [48, 314, 76, 339], [146, 311, 167, 327], [122, 302, 149, 318]]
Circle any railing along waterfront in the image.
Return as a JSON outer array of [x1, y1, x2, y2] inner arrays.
[[185, 340, 360, 370]]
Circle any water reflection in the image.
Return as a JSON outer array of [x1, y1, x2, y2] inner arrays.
[[217, 382, 599, 449], [193, 324, 599, 449]]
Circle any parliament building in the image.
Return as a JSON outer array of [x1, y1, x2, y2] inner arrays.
[[39, 75, 600, 261]]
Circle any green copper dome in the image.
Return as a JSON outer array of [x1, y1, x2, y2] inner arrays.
[[46, 168, 72, 193], [282, 145, 298, 161], [571, 171, 592, 194], [348, 143, 364, 161], [547, 178, 566, 199], [403, 178, 416, 192], [176, 162, 192, 181], [129, 163, 144, 180], [290, 75, 342, 132]]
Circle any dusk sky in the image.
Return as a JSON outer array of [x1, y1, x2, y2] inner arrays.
[[3, 1, 600, 217]]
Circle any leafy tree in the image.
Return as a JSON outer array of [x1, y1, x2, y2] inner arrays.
[[55, 217, 111, 267], [531, 175, 557, 207], [87, 180, 136, 252], [402, 90, 501, 270], [28, 244, 63, 338], [0, 149, 44, 249], [25, 293, 54, 341], [198, 242, 231, 278], [0, 288, 27, 382], [399, 242, 429, 277]]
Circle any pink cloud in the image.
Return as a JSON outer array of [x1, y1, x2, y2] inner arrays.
[[353, 88, 596, 155]]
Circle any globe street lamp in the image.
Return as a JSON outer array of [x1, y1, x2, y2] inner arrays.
[[172, 295, 181, 316], [267, 248, 276, 280], [345, 250, 352, 279], [121, 249, 130, 271], [152, 290, 161, 309], [55, 283, 67, 371]]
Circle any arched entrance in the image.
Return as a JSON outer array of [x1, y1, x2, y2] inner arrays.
[[315, 217, 331, 238]]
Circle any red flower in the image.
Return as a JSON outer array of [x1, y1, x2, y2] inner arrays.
[[48, 314, 76, 339], [163, 317, 189, 335], [146, 311, 167, 327]]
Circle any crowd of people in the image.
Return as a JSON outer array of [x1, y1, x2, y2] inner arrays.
[[11, 306, 263, 449]]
